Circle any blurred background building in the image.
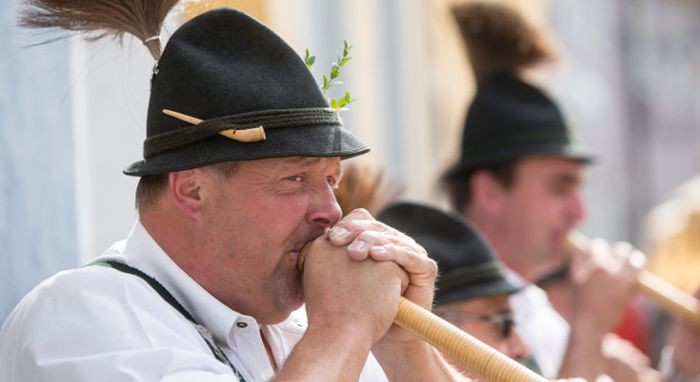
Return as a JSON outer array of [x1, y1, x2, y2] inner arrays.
[[2, 0, 699, 322]]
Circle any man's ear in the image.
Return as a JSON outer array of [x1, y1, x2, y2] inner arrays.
[[168, 170, 202, 219], [470, 170, 507, 215]]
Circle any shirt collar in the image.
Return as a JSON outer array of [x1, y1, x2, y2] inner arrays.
[[505, 267, 529, 288]]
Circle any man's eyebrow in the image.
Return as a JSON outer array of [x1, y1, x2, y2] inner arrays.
[[336, 165, 344, 180], [552, 172, 581, 186], [278, 157, 342, 178]]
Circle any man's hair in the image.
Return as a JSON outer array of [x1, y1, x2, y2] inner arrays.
[[443, 159, 519, 213], [135, 162, 239, 210]]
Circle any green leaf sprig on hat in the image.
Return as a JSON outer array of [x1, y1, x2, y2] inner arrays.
[[305, 40, 356, 111]]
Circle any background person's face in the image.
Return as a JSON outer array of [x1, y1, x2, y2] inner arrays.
[[492, 155, 585, 282], [199, 156, 343, 324], [435, 294, 529, 379]]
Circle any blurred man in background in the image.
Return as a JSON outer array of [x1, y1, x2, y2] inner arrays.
[[442, 3, 642, 380]]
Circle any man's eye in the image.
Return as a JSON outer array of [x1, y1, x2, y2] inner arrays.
[[550, 183, 572, 196], [327, 176, 341, 189], [285, 175, 303, 182]]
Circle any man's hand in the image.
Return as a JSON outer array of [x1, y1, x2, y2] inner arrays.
[[322, 208, 457, 381], [277, 228, 411, 381], [558, 239, 644, 380], [326, 208, 438, 340], [668, 288, 700, 376], [301, 230, 407, 345], [568, 239, 643, 335], [602, 333, 652, 382]]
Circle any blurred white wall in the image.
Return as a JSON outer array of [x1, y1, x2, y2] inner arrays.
[[1, 0, 78, 320], [71, 37, 148, 262]]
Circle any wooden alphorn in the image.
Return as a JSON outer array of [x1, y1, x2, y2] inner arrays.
[[565, 231, 700, 328], [297, 245, 546, 382]]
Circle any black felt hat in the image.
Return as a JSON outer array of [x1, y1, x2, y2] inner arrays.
[[445, 2, 592, 180], [377, 202, 520, 305], [124, 9, 368, 176], [444, 73, 592, 180]]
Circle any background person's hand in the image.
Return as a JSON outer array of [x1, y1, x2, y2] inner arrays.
[[559, 239, 644, 379], [669, 287, 700, 375], [602, 333, 652, 382], [569, 239, 643, 334]]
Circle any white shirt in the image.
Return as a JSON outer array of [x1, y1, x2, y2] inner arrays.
[[0, 221, 387, 382], [507, 271, 569, 379]]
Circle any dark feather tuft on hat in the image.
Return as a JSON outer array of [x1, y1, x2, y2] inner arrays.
[[451, 2, 556, 83], [18, 0, 178, 59]]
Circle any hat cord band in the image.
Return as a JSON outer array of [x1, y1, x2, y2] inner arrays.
[[144, 107, 341, 158], [437, 261, 506, 293]]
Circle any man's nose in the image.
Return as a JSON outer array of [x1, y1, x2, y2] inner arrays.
[[567, 191, 586, 224], [307, 183, 343, 228], [506, 329, 530, 363]]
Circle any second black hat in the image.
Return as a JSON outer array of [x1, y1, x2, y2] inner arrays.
[[377, 202, 520, 305], [444, 74, 592, 180]]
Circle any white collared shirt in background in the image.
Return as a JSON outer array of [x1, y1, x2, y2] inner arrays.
[[507, 270, 569, 379]]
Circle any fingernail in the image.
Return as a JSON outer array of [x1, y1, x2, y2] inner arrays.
[[348, 239, 367, 252], [329, 227, 350, 241], [371, 246, 387, 254], [629, 251, 646, 269]]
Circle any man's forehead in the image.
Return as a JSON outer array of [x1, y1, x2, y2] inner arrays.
[[512, 157, 584, 193]]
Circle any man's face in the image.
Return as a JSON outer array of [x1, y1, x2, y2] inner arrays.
[[491, 155, 585, 282], [199, 156, 343, 324], [435, 294, 529, 378]]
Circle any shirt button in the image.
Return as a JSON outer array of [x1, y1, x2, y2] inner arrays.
[[236, 321, 247, 328]]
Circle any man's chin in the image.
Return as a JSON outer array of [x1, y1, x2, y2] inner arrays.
[[286, 287, 305, 315], [529, 255, 564, 282], [258, 299, 303, 325]]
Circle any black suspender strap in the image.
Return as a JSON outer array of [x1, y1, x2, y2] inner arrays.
[[88, 259, 247, 382]]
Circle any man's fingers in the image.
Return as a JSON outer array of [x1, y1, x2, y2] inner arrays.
[[345, 230, 424, 262], [328, 208, 408, 246], [369, 243, 435, 283], [579, 239, 644, 278]]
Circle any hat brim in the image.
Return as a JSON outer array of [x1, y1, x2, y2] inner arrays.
[[124, 124, 368, 176], [435, 278, 522, 305], [443, 143, 594, 181]]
